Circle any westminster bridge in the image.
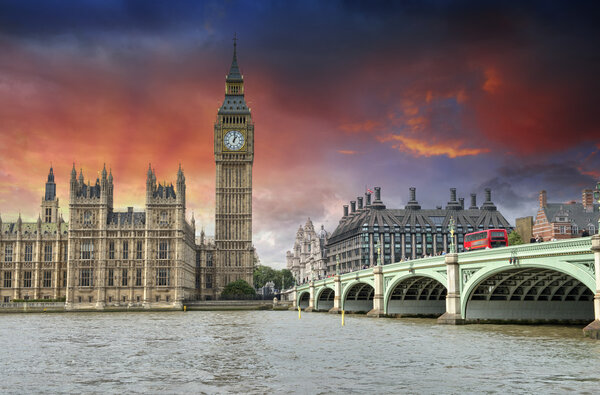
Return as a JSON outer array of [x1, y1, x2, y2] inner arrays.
[[291, 235, 600, 338]]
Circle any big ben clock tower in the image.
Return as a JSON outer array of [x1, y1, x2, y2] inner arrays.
[[214, 38, 255, 291]]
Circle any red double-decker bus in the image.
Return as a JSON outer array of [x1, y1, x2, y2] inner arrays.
[[464, 229, 508, 251]]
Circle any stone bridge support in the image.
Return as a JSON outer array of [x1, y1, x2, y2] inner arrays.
[[584, 235, 600, 339], [437, 253, 465, 325], [329, 275, 342, 314], [305, 281, 315, 312], [289, 287, 297, 310], [367, 265, 385, 317]]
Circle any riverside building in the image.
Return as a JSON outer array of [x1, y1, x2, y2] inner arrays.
[[0, 41, 255, 307], [286, 218, 329, 284], [326, 187, 512, 274]]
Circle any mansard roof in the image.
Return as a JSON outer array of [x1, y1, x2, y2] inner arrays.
[[107, 211, 146, 226], [540, 202, 600, 227], [1, 221, 68, 236]]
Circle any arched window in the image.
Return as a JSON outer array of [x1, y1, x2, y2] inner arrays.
[[83, 211, 92, 225]]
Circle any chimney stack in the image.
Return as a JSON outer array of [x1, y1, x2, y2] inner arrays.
[[539, 190, 547, 208], [350, 201, 356, 213], [470, 193, 477, 209], [343, 205, 349, 217], [459, 197, 464, 209], [357, 197, 363, 209], [375, 187, 381, 202], [366, 192, 372, 206], [481, 188, 497, 211], [406, 187, 421, 210], [450, 188, 457, 202], [582, 189, 593, 212]]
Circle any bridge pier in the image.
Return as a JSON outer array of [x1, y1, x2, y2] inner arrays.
[[289, 286, 297, 311], [437, 253, 465, 325], [329, 274, 342, 314], [367, 265, 385, 317], [305, 280, 315, 312], [583, 234, 600, 339]]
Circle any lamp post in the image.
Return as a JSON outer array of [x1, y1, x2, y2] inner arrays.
[[448, 216, 456, 253], [594, 182, 600, 235], [377, 237, 382, 266]]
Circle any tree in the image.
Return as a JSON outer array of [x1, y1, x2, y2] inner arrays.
[[221, 279, 256, 297], [281, 269, 295, 289], [253, 265, 278, 289], [508, 230, 524, 246]]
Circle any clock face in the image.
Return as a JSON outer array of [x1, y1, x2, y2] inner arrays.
[[224, 130, 245, 151]]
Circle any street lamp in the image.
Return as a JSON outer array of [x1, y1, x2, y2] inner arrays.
[[448, 216, 456, 253], [377, 237, 382, 266], [594, 182, 600, 235]]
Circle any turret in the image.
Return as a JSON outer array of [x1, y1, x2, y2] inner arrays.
[[16, 213, 22, 232], [176, 164, 186, 207], [42, 166, 59, 223]]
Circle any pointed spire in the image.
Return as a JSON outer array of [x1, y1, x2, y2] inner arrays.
[[37, 214, 42, 227], [47, 165, 55, 182], [177, 163, 184, 183], [147, 163, 152, 180], [102, 163, 107, 179], [78, 168, 84, 183], [71, 163, 77, 179], [17, 212, 22, 227], [108, 168, 113, 182], [227, 33, 242, 81]]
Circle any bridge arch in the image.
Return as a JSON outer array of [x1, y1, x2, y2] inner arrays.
[[342, 280, 374, 313], [315, 286, 335, 311], [461, 261, 595, 322], [297, 291, 310, 310], [384, 273, 447, 316]]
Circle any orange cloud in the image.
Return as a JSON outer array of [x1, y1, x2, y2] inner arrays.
[[483, 68, 501, 93], [339, 119, 381, 133], [378, 134, 489, 158], [338, 150, 358, 155]]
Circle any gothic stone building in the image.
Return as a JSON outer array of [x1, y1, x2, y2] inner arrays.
[[286, 218, 329, 284], [326, 186, 512, 274], [0, 42, 256, 307]]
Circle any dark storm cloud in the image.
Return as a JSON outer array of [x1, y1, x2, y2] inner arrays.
[[480, 162, 597, 210]]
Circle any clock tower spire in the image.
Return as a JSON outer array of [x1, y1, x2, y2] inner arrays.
[[214, 37, 255, 293]]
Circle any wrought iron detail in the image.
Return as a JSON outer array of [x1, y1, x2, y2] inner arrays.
[[462, 267, 481, 284]]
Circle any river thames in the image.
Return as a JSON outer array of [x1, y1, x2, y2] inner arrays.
[[1, 310, 599, 394]]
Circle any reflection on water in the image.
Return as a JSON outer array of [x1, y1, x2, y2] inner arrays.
[[1, 311, 599, 393]]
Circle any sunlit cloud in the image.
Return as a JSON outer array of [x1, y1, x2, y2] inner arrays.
[[378, 134, 489, 158]]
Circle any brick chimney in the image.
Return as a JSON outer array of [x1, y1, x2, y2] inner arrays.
[[539, 190, 547, 208], [582, 189, 593, 212]]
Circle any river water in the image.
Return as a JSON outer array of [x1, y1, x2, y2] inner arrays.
[[1, 310, 599, 394]]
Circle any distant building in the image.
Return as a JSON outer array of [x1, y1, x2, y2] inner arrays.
[[515, 216, 534, 242], [286, 218, 329, 284], [533, 189, 600, 241], [325, 186, 512, 274]]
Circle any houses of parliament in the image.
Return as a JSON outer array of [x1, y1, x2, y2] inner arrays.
[[0, 43, 255, 308]]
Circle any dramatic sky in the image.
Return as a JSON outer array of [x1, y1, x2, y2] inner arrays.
[[1, 1, 599, 267]]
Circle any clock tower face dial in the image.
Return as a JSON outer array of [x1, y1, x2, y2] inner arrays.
[[223, 130, 245, 151]]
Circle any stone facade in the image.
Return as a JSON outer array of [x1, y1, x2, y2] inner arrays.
[[286, 218, 329, 284], [0, 43, 257, 306], [212, 38, 255, 293], [0, 170, 68, 303]]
